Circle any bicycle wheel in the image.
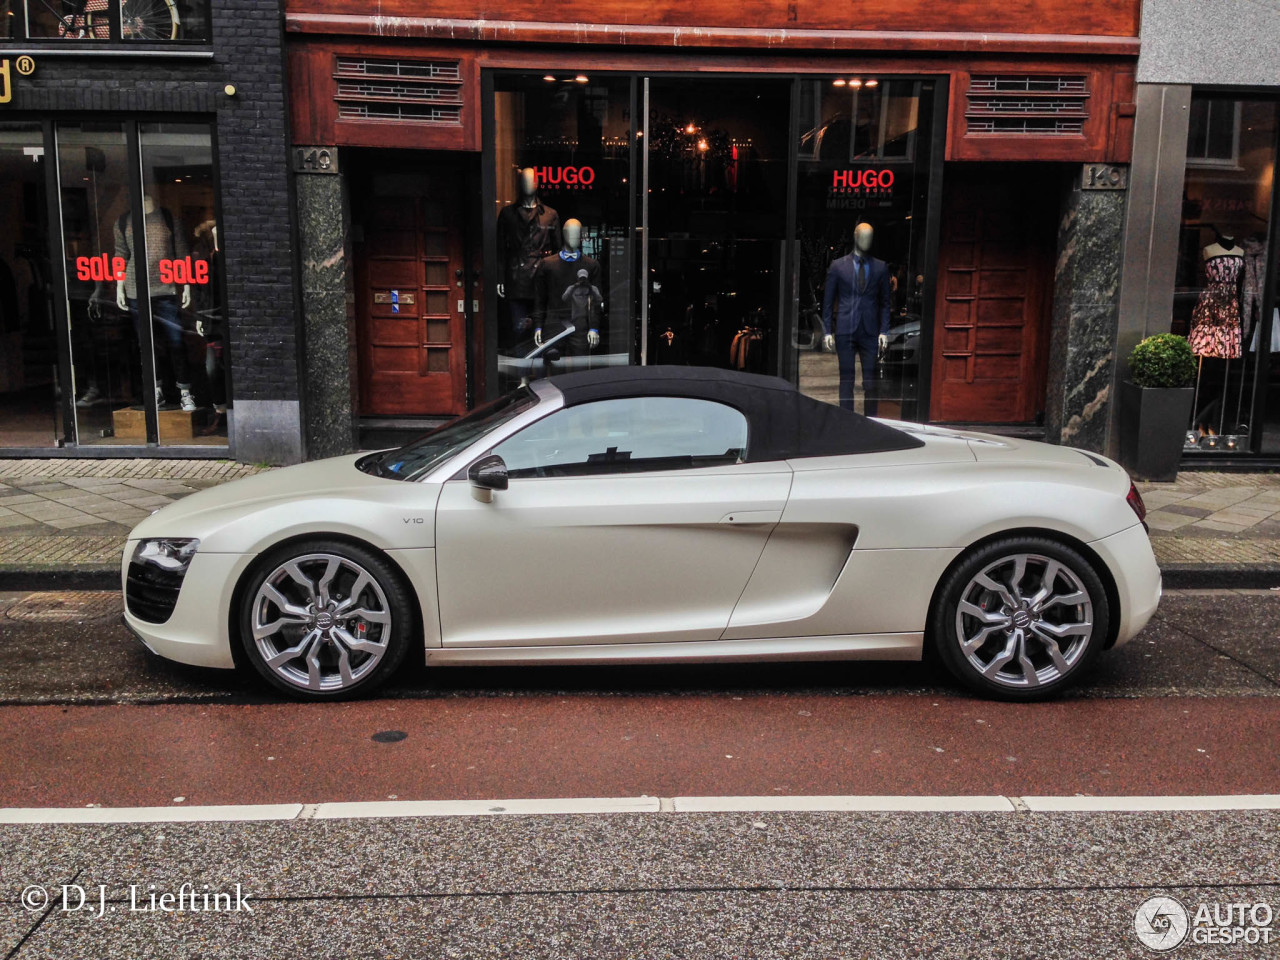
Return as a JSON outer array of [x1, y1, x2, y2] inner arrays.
[[121, 0, 180, 40]]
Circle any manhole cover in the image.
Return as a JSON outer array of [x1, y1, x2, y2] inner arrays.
[[5, 591, 123, 623]]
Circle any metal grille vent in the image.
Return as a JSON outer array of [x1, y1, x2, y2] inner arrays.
[[334, 57, 463, 126], [966, 75, 1089, 137]]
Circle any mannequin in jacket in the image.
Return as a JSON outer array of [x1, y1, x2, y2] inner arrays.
[[497, 167, 561, 342], [821, 222, 890, 413], [533, 219, 603, 354]]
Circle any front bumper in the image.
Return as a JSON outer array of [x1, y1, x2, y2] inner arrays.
[[1090, 523, 1162, 648], [120, 541, 253, 669]]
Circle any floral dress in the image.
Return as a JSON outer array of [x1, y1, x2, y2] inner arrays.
[[1189, 255, 1244, 359]]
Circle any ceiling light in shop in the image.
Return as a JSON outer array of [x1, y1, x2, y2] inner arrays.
[[574, 75, 589, 83], [865, 79, 879, 88], [849, 79, 863, 88], [697, 139, 709, 152], [543, 75, 556, 82], [833, 79, 846, 87]]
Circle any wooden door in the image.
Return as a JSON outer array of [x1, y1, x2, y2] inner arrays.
[[929, 168, 1055, 423], [356, 193, 466, 417]]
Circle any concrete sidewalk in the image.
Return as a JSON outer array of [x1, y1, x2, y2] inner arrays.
[[0, 459, 1277, 587]]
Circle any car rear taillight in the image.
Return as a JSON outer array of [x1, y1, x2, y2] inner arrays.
[[1126, 482, 1147, 523]]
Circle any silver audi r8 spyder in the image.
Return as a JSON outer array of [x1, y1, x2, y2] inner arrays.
[[123, 367, 1161, 702]]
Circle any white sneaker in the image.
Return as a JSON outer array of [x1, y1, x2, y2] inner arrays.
[[179, 389, 197, 413], [155, 385, 166, 408], [76, 384, 102, 407]]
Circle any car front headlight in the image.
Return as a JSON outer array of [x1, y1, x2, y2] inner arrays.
[[132, 538, 200, 574]]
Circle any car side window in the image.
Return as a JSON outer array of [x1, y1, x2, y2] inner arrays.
[[492, 397, 748, 478]]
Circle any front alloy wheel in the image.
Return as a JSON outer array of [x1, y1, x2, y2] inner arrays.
[[934, 537, 1110, 700], [240, 541, 412, 699]]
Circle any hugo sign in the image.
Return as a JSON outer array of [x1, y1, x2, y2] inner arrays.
[[831, 168, 895, 193], [535, 165, 595, 189]]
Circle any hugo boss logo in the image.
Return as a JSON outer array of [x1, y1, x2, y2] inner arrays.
[[830, 168, 896, 193], [535, 165, 596, 189]]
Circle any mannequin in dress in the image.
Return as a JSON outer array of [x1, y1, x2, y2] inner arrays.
[[496, 167, 561, 343], [1188, 230, 1244, 361], [820, 222, 891, 413], [114, 194, 196, 412], [533, 218, 603, 356]]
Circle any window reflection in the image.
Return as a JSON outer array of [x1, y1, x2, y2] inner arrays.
[[795, 79, 936, 419], [140, 122, 227, 443], [21, 0, 208, 40], [1176, 96, 1279, 454], [0, 123, 57, 448]]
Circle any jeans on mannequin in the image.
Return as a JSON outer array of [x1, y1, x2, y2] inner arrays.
[[129, 296, 191, 392], [508, 299, 534, 341], [835, 333, 878, 415]]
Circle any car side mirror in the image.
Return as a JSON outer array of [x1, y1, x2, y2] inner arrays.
[[469, 454, 508, 503]]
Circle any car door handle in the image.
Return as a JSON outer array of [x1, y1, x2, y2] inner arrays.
[[719, 510, 783, 525]]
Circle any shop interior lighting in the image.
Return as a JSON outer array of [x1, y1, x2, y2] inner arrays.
[[833, 79, 846, 87], [543, 75, 556, 82], [865, 78, 879, 88], [574, 75, 589, 83], [849, 79, 863, 88]]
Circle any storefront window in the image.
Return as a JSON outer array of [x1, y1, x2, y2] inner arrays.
[[794, 78, 937, 418], [139, 122, 227, 442], [0, 122, 58, 447], [486, 72, 938, 412], [56, 121, 137, 445], [21, 0, 209, 41], [0, 119, 229, 451], [646, 78, 791, 374], [491, 73, 634, 394], [1176, 95, 1279, 454]]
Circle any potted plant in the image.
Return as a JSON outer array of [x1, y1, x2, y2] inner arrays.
[[1118, 333, 1197, 482]]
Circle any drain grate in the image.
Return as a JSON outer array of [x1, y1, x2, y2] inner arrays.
[[5, 591, 123, 622]]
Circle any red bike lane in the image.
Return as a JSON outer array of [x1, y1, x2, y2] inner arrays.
[[1, 693, 1277, 807]]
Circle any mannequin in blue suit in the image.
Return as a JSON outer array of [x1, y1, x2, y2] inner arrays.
[[821, 222, 891, 414]]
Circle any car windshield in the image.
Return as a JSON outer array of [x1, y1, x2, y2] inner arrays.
[[357, 387, 539, 481]]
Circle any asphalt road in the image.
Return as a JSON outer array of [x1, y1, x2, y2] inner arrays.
[[0, 588, 1277, 958]]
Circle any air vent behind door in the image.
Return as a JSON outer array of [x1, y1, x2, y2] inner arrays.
[[334, 57, 464, 126]]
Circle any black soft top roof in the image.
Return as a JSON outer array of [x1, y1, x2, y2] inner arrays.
[[547, 366, 924, 461]]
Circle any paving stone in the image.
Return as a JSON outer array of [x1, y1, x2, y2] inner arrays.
[[1156, 504, 1213, 519], [1144, 512, 1197, 532], [0, 515, 39, 530]]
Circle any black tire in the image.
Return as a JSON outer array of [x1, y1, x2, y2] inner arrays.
[[931, 536, 1110, 702], [238, 538, 415, 700]]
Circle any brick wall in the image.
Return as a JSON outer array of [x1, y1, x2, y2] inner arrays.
[[5, 0, 300, 434]]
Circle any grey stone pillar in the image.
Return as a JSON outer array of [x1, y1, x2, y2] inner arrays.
[[1043, 171, 1128, 453], [296, 153, 358, 460]]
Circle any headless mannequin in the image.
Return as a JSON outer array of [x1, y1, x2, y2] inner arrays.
[[115, 193, 195, 412], [823, 223, 888, 355], [534, 218, 602, 350], [1203, 237, 1244, 260], [115, 195, 191, 311]]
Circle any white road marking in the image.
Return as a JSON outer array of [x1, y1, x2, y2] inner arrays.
[[2, 795, 1279, 824], [0, 804, 304, 824], [1021, 795, 1280, 812], [673, 796, 1015, 812]]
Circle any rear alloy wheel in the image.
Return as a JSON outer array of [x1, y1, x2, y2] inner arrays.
[[933, 537, 1110, 701], [239, 540, 413, 700]]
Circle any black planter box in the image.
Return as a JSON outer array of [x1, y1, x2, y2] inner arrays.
[[1118, 380, 1195, 481]]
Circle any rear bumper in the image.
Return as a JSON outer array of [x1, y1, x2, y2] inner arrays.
[[1090, 523, 1162, 648]]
